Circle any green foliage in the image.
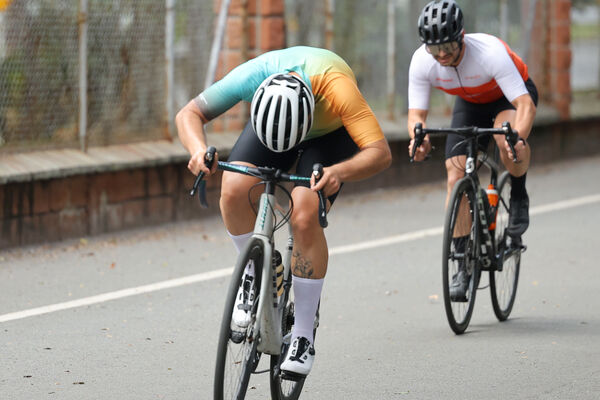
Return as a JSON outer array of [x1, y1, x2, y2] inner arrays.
[[572, 0, 597, 10], [572, 23, 600, 40]]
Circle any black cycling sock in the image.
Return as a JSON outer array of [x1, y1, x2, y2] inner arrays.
[[452, 235, 469, 270], [452, 236, 467, 250], [510, 173, 528, 200]]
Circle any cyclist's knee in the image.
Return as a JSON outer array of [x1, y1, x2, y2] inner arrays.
[[290, 191, 319, 234], [219, 181, 249, 214], [446, 168, 463, 192], [291, 204, 318, 233]]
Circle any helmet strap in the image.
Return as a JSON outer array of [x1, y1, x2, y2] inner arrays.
[[450, 33, 465, 66]]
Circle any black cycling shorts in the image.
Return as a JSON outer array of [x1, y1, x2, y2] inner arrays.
[[445, 78, 539, 159], [227, 121, 359, 204]]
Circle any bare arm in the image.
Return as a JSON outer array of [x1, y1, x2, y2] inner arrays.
[[510, 93, 536, 141], [175, 100, 217, 176], [312, 138, 392, 196], [407, 108, 431, 162], [500, 93, 536, 161]]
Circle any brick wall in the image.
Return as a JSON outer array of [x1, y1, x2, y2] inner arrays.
[[0, 165, 224, 248], [2, 117, 599, 250], [210, 0, 285, 133], [527, 0, 572, 119]]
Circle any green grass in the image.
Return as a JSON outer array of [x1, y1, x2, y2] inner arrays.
[[571, 24, 600, 40]]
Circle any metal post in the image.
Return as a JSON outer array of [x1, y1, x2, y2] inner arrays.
[[205, 0, 232, 89], [240, 0, 249, 120], [325, 0, 335, 50], [165, 0, 175, 138], [255, 0, 261, 53], [522, 0, 538, 65], [78, 0, 88, 152], [387, 0, 396, 120], [499, 0, 508, 41]]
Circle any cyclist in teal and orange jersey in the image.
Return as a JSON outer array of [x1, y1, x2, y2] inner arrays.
[[407, 1, 537, 301], [176, 46, 391, 376]]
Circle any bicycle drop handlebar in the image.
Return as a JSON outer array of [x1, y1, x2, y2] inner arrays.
[[189, 146, 329, 228], [409, 121, 522, 163]]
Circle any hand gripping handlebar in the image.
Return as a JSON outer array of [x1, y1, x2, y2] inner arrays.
[[190, 146, 216, 208]]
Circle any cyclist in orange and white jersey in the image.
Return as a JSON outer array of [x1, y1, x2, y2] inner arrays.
[[407, 0, 537, 300], [176, 46, 391, 376]]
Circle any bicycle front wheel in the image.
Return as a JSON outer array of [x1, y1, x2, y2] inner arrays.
[[442, 177, 480, 334], [214, 238, 264, 400], [490, 171, 521, 321]]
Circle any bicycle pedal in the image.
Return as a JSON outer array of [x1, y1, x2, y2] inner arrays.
[[280, 370, 305, 382]]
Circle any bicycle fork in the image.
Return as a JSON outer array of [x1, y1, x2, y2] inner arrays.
[[477, 188, 500, 270]]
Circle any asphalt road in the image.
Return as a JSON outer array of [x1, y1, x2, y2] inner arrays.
[[1, 155, 599, 400]]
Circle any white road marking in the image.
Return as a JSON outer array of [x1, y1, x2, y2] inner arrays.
[[1, 193, 599, 323], [0, 268, 233, 323]]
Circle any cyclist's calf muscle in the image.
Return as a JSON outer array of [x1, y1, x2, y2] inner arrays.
[[290, 186, 329, 279]]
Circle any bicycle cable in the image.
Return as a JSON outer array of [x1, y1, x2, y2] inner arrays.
[[247, 182, 294, 233], [449, 138, 490, 172]]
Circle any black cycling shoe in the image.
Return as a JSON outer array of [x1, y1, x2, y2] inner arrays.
[[507, 196, 529, 238], [449, 270, 470, 302]]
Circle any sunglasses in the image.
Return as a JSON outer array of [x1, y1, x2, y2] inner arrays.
[[426, 41, 460, 56]]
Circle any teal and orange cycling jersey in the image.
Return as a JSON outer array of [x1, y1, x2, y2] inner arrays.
[[194, 46, 384, 149]]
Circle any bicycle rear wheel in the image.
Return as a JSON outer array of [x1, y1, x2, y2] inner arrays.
[[442, 177, 480, 334], [490, 171, 521, 321], [214, 238, 263, 400]]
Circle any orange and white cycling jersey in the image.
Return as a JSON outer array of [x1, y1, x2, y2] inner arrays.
[[408, 33, 529, 109]]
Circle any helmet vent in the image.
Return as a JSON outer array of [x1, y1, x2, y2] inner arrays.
[[417, 0, 464, 45]]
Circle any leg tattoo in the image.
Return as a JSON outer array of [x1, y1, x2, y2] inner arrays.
[[292, 250, 313, 278]]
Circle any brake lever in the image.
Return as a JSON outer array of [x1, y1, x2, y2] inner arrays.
[[410, 122, 425, 163], [502, 122, 519, 163], [190, 146, 217, 208], [312, 163, 328, 228]]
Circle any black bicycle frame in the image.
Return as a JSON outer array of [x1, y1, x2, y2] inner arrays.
[[461, 133, 497, 270], [411, 121, 520, 271]]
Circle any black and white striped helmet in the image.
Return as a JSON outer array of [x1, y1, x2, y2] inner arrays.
[[250, 73, 314, 152]]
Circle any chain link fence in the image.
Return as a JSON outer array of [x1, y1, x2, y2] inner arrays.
[[286, 0, 600, 118], [1, 0, 598, 152], [0, 0, 214, 152], [0, 1, 79, 150]]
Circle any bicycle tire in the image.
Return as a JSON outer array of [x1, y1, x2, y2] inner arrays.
[[442, 177, 481, 334], [269, 296, 305, 400], [214, 238, 264, 400], [490, 171, 521, 321]]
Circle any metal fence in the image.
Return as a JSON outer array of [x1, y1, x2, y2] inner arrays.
[[0, 0, 598, 152], [0, 0, 215, 152], [286, 0, 600, 118]]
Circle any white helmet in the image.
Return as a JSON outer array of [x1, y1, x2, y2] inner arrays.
[[250, 73, 315, 152]]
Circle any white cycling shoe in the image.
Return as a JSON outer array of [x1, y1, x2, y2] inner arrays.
[[232, 273, 255, 328], [280, 336, 315, 377]]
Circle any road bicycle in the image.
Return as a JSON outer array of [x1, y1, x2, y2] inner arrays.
[[410, 122, 526, 334], [190, 147, 327, 399]]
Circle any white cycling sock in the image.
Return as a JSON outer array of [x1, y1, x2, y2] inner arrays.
[[228, 231, 254, 277], [291, 276, 324, 345]]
